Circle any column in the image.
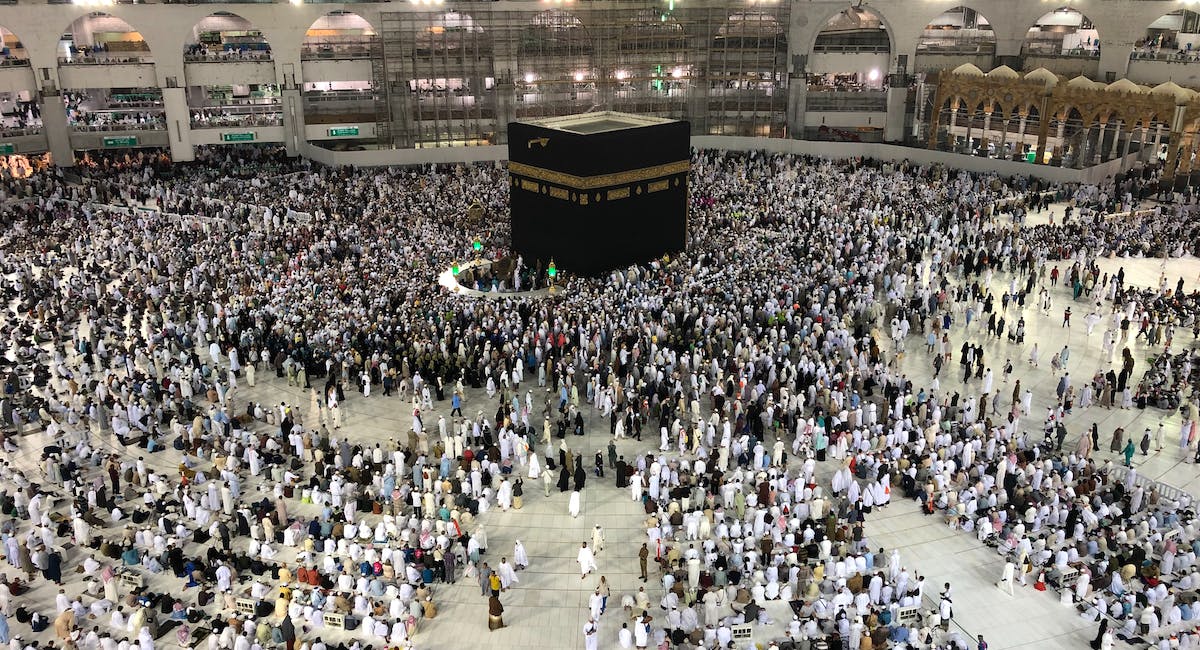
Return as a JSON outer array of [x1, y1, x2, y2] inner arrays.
[[1165, 106, 1188, 179], [963, 109, 973, 154], [1017, 114, 1028, 160], [281, 87, 304, 158], [1151, 123, 1165, 164], [1165, 139, 1181, 178], [1122, 123, 1135, 166], [162, 87, 194, 163], [1182, 135, 1196, 175], [926, 96, 943, 150], [496, 72, 516, 143], [39, 90, 74, 167], [884, 79, 907, 143], [1035, 102, 1052, 164], [787, 82, 808, 140], [980, 111, 992, 155], [1098, 39, 1130, 83], [1109, 121, 1123, 162], [945, 105, 960, 152], [1093, 122, 1107, 165], [999, 118, 1010, 159]]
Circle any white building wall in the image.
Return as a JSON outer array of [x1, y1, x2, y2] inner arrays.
[[0, 0, 1192, 161]]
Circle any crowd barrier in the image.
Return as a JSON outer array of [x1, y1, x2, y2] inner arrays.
[[1109, 465, 1195, 509]]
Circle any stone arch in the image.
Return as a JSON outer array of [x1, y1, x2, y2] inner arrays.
[[616, 10, 689, 82], [521, 9, 591, 58], [302, 11, 376, 58], [410, 11, 489, 59], [59, 12, 151, 62], [618, 9, 686, 51], [1023, 7, 1100, 58], [917, 6, 994, 55], [1131, 9, 1200, 60], [716, 10, 787, 51], [809, 5, 892, 55], [0, 24, 29, 63], [185, 12, 272, 60]]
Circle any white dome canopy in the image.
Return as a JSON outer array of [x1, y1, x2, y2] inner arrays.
[[952, 63, 985, 77], [987, 65, 1019, 80], [1023, 67, 1059, 89], [1106, 78, 1146, 95], [1151, 81, 1195, 104]]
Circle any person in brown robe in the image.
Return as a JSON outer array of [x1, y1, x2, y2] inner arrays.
[[54, 609, 74, 642], [488, 594, 505, 630]]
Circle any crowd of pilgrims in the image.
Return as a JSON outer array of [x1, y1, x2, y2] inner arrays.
[[0, 146, 1193, 650]]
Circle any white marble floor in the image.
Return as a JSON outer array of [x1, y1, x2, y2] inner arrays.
[[6, 209, 1200, 650]]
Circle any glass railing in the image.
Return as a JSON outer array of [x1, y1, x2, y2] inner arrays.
[[301, 38, 374, 60], [1130, 49, 1200, 63], [69, 121, 166, 132], [811, 43, 890, 53], [916, 40, 996, 55], [58, 53, 154, 65], [806, 93, 888, 112], [184, 50, 273, 63], [1023, 43, 1100, 58], [190, 110, 283, 128], [0, 126, 42, 137]]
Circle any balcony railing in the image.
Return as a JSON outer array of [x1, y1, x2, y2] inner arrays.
[[811, 44, 890, 54], [1130, 49, 1200, 63], [916, 40, 996, 55], [301, 38, 374, 60], [0, 127, 41, 137], [805, 89, 887, 112], [304, 90, 376, 103], [0, 57, 30, 67], [184, 50, 272, 63], [1022, 43, 1100, 58], [59, 54, 154, 65], [190, 112, 282, 128], [69, 122, 165, 132]]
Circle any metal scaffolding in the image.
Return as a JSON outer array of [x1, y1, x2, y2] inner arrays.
[[375, 3, 790, 149]]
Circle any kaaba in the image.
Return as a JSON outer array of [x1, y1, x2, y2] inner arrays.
[[508, 112, 690, 277]]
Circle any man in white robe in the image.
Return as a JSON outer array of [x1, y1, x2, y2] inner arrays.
[[577, 542, 598, 579], [496, 558, 519, 590]]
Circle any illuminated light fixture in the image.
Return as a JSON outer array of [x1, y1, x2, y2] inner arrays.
[[574, 71, 585, 82], [524, 72, 536, 83], [615, 70, 629, 81], [868, 69, 880, 82], [671, 67, 683, 78], [290, 0, 302, 5]]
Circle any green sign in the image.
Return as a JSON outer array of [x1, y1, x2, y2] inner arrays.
[[222, 132, 256, 142], [1025, 151, 1036, 163], [103, 136, 138, 147], [327, 126, 359, 137], [0, 144, 13, 155]]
